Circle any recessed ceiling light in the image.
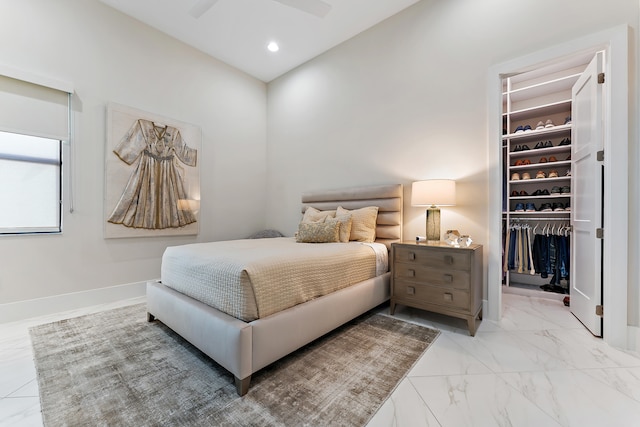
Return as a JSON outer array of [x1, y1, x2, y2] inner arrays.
[[267, 41, 280, 52]]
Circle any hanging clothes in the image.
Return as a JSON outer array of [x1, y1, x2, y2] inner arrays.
[[108, 119, 198, 230], [505, 220, 571, 294]]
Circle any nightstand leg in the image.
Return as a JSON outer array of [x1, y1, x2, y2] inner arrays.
[[390, 301, 396, 315], [467, 317, 477, 336]]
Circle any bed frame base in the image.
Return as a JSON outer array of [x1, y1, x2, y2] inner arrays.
[[146, 274, 390, 396]]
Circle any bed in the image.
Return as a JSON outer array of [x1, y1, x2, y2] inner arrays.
[[146, 184, 403, 396]]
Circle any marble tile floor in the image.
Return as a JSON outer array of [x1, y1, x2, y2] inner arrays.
[[369, 293, 640, 427], [1, 293, 640, 426]]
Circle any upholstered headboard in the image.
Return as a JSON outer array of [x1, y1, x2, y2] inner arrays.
[[301, 184, 403, 249]]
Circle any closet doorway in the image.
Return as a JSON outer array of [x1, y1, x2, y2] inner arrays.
[[487, 26, 630, 348]]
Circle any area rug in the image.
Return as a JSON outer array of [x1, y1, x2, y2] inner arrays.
[[30, 303, 439, 426]]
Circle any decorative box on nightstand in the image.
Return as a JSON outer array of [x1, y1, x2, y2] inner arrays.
[[390, 241, 483, 336]]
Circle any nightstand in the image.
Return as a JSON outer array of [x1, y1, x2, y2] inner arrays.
[[390, 241, 483, 336]]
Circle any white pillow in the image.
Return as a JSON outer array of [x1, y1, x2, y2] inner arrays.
[[332, 213, 353, 243], [301, 207, 336, 223], [336, 206, 379, 243]]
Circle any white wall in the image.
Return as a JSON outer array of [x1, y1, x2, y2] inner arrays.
[[0, 0, 267, 305], [266, 0, 639, 317]]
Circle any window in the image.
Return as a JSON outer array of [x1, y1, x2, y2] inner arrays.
[[0, 71, 71, 235], [0, 131, 62, 233]]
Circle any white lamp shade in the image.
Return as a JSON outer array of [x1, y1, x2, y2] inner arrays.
[[411, 180, 456, 206]]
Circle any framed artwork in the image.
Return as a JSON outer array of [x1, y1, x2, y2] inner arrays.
[[104, 103, 201, 238]]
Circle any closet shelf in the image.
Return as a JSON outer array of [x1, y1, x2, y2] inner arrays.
[[509, 176, 571, 184], [509, 145, 571, 158], [510, 160, 571, 170], [504, 73, 582, 100], [503, 124, 571, 141], [509, 211, 569, 216], [507, 100, 571, 122], [510, 194, 571, 199]]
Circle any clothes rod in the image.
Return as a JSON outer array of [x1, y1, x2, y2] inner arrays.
[[509, 218, 569, 221]]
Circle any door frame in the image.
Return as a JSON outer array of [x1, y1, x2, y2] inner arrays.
[[486, 25, 630, 349]]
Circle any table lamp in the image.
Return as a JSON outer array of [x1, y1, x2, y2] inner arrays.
[[411, 180, 456, 241]]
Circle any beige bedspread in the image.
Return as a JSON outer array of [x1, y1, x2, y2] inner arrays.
[[160, 237, 383, 321]]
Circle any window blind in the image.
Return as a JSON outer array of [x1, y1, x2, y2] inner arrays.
[[0, 74, 69, 141]]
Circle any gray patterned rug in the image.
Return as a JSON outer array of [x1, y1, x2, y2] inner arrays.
[[30, 303, 439, 426]]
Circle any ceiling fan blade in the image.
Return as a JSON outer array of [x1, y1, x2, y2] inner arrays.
[[272, 0, 332, 18], [189, 0, 219, 18]]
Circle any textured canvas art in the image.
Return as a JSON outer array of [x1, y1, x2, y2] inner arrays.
[[105, 103, 201, 238]]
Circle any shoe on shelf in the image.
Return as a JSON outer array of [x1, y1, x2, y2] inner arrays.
[[552, 203, 565, 211], [559, 138, 571, 146], [566, 154, 571, 160], [564, 116, 572, 125], [514, 203, 525, 212], [519, 190, 528, 196], [564, 202, 571, 211], [532, 189, 542, 196], [548, 156, 557, 162], [523, 124, 532, 132], [548, 170, 559, 178], [520, 145, 531, 151], [541, 189, 550, 195], [544, 140, 554, 148], [535, 121, 545, 130], [545, 119, 555, 128], [514, 125, 525, 133], [511, 190, 519, 197], [522, 172, 531, 180], [522, 159, 531, 165], [514, 159, 524, 166], [536, 170, 546, 179], [540, 203, 553, 212], [551, 186, 561, 194], [511, 172, 520, 180], [539, 157, 548, 163], [565, 169, 572, 176], [534, 141, 545, 149], [525, 203, 536, 212], [512, 145, 521, 152], [561, 185, 571, 193]]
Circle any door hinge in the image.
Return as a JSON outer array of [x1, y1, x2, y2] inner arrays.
[[596, 305, 604, 317], [596, 228, 604, 239], [597, 150, 604, 161], [598, 72, 605, 84]]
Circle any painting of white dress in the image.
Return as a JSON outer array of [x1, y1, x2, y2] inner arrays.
[[105, 103, 200, 238]]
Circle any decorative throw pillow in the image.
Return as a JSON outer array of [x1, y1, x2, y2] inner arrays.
[[301, 207, 336, 223], [333, 213, 353, 243], [296, 220, 340, 243], [336, 206, 379, 243], [246, 229, 285, 239]]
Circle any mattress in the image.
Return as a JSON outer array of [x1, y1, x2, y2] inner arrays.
[[160, 237, 388, 321]]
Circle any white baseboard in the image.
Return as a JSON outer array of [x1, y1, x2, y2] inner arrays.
[[627, 325, 640, 353], [0, 281, 150, 324]]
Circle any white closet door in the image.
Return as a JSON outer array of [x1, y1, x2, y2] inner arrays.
[[570, 52, 603, 336]]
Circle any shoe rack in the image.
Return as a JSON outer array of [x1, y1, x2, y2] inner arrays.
[[501, 59, 588, 292]]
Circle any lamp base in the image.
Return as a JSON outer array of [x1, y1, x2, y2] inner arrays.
[[426, 207, 441, 241]]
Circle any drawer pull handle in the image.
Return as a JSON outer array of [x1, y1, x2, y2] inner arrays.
[[408, 252, 416, 261], [444, 255, 454, 265], [407, 269, 415, 278], [407, 286, 415, 295], [443, 274, 453, 283], [443, 292, 453, 302]]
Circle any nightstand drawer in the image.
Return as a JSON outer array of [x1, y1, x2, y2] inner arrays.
[[394, 281, 470, 311], [393, 245, 470, 270], [394, 263, 470, 289]]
